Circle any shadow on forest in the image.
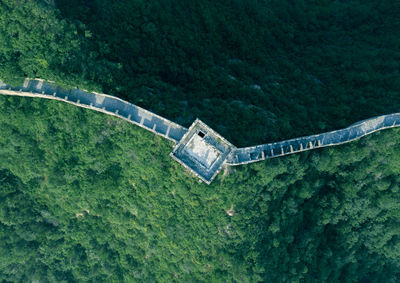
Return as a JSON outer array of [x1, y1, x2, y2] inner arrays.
[[54, 0, 400, 148]]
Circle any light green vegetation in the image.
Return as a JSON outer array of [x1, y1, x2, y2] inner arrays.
[[1, 96, 399, 281], [1, 1, 400, 146], [1, 0, 400, 281]]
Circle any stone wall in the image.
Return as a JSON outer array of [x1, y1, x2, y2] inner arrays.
[[0, 79, 187, 143], [226, 113, 400, 165]]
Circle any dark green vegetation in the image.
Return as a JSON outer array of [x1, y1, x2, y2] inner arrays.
[[1, 0, 400, 282], [1, 0, 400, 146], [1, 94, 400, 282]]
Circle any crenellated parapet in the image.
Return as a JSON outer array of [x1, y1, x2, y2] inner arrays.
[[1, 78, 400, 183], [226, 114, 400, 165], [0, 79, 188, 143]]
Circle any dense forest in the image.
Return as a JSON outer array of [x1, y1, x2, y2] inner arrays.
[[1, 0, 400, 146], [1, 93, 400, 282], [1, 0, 400, 282]]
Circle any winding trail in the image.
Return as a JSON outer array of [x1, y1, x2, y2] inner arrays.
[[1, 78, 400, 182]]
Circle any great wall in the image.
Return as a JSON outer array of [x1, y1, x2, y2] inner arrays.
[[1, 78, 399, 184]]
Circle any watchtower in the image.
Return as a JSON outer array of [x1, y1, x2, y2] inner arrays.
[[170, 119, 235, 184]]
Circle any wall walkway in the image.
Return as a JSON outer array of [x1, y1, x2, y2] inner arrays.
[[226, 113, 400, 165], [1, 78, 400, 173], [0, 79, 188, 143]]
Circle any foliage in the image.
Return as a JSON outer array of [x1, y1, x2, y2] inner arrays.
[[1, 1, 400, 145], [0, 95, 399, 282], [1, 0, 400, 281]]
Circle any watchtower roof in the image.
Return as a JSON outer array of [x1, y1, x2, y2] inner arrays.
[[170, 119, 235, 184]]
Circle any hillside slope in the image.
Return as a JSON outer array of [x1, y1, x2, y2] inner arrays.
[[0, 0, 400, 146], [0, 95, 399, 282], [1, 0, 400, 281]]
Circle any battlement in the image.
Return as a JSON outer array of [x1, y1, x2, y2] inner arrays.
[[2, 78, 400, 184], [170, 119, 235, 184]]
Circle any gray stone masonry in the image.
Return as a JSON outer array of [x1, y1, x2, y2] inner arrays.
[[0, 79, 187, 143], [170, 119, 235, 184], [1, 78, 400, 184]]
